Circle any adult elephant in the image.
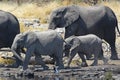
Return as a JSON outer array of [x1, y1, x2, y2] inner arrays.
[[11, 30, 64, 70], [48, 5, 120, 60], [0, 10, 20, 48]]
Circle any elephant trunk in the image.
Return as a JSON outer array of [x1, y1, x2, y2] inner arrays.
[[11, 45, 23, 62], [11, 49, 23, 62]]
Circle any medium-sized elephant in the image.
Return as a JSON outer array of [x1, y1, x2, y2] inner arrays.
[[64, 34, 108, 67], [11, 30, 64, 70]]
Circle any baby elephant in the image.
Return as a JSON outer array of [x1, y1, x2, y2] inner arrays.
[[64, 34, 108, 67], [11, 30, 64, 70]]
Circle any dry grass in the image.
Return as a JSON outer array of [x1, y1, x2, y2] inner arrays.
[[0, 1, 120, 23], [102, 1, 120, 22], [0, 1, 120, 24], [0, 57, 15, 65]]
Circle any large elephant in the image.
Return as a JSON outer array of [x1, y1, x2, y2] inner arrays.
[[0, 10, 20, 48], [48, 5, 120, 60], [64, 34, 108, 67], [11, 30, 64, 70]]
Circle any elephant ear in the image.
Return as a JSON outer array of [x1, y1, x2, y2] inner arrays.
[[70, 37, 80, 51], [64, 5, 79, 27]]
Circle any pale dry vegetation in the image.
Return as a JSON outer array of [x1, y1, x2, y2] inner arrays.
[[0, 1, 120, 32]]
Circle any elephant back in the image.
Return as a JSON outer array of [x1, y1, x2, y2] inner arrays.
[[0, 10, 20, 48]]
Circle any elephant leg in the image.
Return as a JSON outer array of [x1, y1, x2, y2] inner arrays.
[[66, 52, 75, 67], [104, 30, 119, 60], [102, 56, 108, 65], [55, 51, 64, 69], [35, 54, 49, 70], [66, 49, 77, 67], [12, 49, 22, 68], [98, 49, 104, 60], [23, 47, 34, 70], [78, 52, 88, 67], [91, 51, 99, 66], [110, 43, 118, 60], [12, 55, 22, 68]]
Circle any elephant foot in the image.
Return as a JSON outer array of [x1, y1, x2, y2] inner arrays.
[[110, 56, 119, 60], [90, 64, 97, 66], [90, 62, 98, 66], [103, 58, 108, 65], [81, 62, 88, 67], [98, 55, 104, 60]]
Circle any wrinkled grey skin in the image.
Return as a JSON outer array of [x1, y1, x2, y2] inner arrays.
[[11, 30, 64, 70], [64, 34, 108, 67], [48, 5, 120, 60]]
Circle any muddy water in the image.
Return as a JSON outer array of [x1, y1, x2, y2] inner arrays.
[[0, 65, 119, 80], [0, 76, 81, 80], [0, 74, 103, 80]]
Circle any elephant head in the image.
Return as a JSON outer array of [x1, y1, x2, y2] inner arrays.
[[64, 36, 80, 57], [49, 5, 80, 38], [11, 33, 25, 67], [11, 31, 38, 67], [11, 34, 24, 49]]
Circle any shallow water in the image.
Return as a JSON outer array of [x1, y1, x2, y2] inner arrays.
[[0, 76, 101, 80]]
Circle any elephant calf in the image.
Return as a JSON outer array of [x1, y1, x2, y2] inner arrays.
[[64, 34, 108, 67], [11, 30, 64, 70]]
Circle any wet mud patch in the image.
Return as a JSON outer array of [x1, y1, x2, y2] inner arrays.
[[0, 64, 119, 80]]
